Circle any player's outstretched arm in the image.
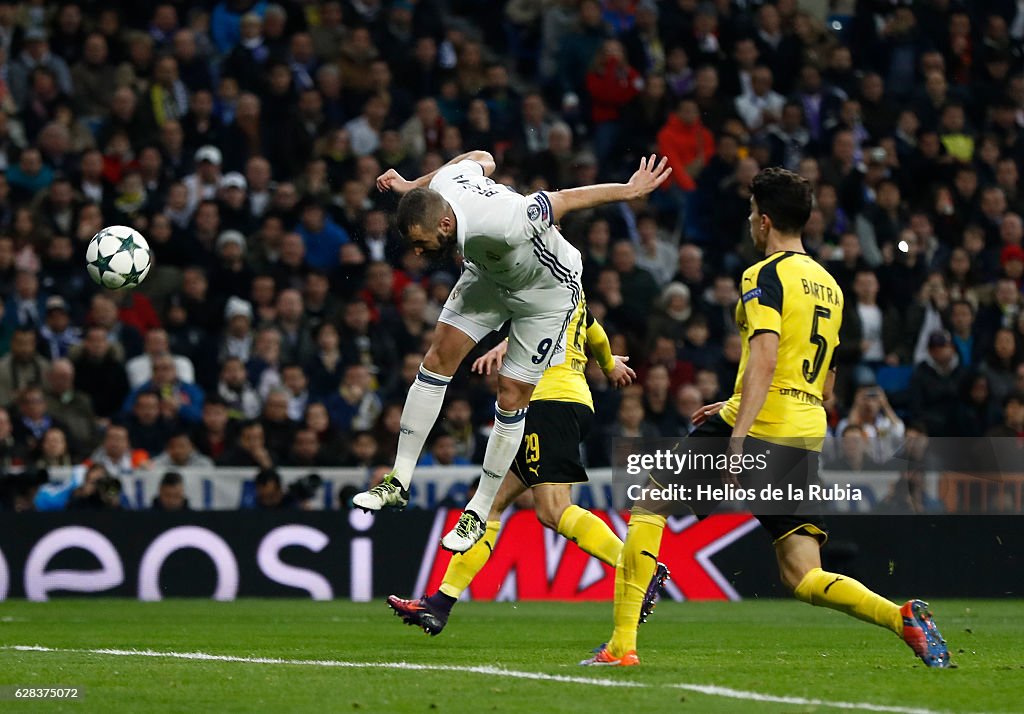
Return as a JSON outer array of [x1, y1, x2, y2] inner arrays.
[[728, 331, 779, 446], [376, 150, 496, 194], [546, 154, 672, 223], [585, 315, 635, 387]]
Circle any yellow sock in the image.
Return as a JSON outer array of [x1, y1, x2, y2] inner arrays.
[[557, 505, 623, 566], [439, 520, 501, 599], [794, 567, 903, 635], [607, 512, 666, 656]]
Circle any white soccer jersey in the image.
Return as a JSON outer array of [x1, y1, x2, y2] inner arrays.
[[428, 160, 583, 293]]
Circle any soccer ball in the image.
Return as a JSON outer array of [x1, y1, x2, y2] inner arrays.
[[86, 225, 153, 290]]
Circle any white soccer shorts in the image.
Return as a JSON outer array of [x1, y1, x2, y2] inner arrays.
[[438, 267, 581, 384]]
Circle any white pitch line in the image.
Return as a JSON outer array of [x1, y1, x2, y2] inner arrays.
[[3, 645, 958, 714]]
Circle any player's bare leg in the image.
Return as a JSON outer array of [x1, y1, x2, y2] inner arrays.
[[778, 533, 951, 668], [440, 375, 534, 551], [353, 323, 476, 511], [388, 471, 525, 634]]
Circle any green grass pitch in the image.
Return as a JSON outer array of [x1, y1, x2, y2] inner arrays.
[[0, 599, 1021, 713]]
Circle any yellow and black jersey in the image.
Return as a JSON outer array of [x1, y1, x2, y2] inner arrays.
[[530, 298, 615, 410], [718, 251, 843, 447]]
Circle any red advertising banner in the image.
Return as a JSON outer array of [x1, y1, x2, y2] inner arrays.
[[418, 510, 761, 602]]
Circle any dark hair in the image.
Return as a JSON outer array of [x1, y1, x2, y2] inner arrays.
[[167, 426, 192, 440], [160, 471, 184, 487], [396, 188, 447, 237], [255, 468, 281, 487], [750, 167, 812, 235], [135, 389, 161, 403]]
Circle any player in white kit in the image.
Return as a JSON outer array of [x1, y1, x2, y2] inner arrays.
[[353, 150, 671, 552]]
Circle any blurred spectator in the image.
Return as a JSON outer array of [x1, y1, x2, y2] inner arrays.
[[418, 429, 471, 467], [590, 394, 659, 466], [70, 326, 130, 421], [9, 27, 72, 108], [259, 387, 297, 461], [341, 429, 380, 468], [193, 396, 232, 462], [836, 384, 906, 464], [217, 355, 261, 420], [910, 331, 965, 437], [955, 373, 1003, 438], [248, 468, 298, 510], [284, 427, 333, 467], [303, 401, 345, 463], [272, 288, 314, 363], [734, 66, 785, 133], [37, 295, 81, 360], [42, 358, 95, 454], [981, 326, 1020, 404], [611, 241, 659, 316], [150, 430, 214, 470], [280, 363, 309, 421], [151, 470, 190, 511], [326, 363, 383, 433], [126, 327, 196, 388], [87, 424, 150, 477], [124, 389, 177, 456], [33, 426, 73, 469], [67, 463, 122, 511], [986, 392, 1024, 438], [0, 407, 22, 469], [217, 419, 273, 468], [89, 292, 143, 358], [839, 269, 903, 369], [296, 200, 349, 272], [0, 326, 50, 405], [12, 384, 67, 456], [123, 354, 204, 424], [829, 425, 882, 472], [633, 211, 676, 287], [220, 296, 255, 362], [658, 97, 714, 199]]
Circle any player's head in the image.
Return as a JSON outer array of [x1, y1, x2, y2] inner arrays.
[[749, 167, 812, 249], [396, 188, 455, 256]]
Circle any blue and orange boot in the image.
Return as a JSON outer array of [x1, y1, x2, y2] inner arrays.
[[579, 646, 639, 667], [387, 594, 453, 636], [901, 599, 952, 668]]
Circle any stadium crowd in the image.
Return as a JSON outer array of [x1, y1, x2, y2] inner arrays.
[[1, 0, 1023, 513]]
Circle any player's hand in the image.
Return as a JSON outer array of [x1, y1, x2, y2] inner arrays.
[[627, 154, 672, 198], [723, 435, 744, 487], [376, 169, 416, 194], [605, 355, 636, 388], [472, 341, 508, 375], [692, 401, 725, 427]]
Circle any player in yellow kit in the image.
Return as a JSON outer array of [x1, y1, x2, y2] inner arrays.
[[387, 299, 670, 635], [583, 167, 951, 668]]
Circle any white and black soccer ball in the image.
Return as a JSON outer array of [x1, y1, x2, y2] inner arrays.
[[85, 225, 153, 290]]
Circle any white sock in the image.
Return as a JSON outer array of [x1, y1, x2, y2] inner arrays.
[[465, 403, 528, 519], [392, 366, 451, 488]]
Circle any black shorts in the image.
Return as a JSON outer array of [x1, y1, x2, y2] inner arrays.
[[511, 400, 594, 488], [670, 414, 828, 545]]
